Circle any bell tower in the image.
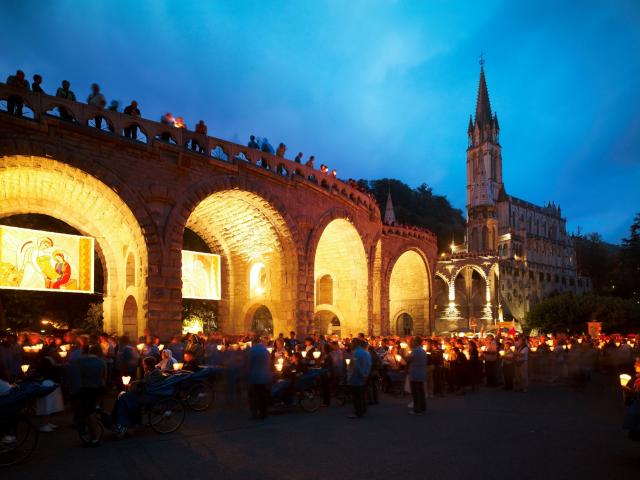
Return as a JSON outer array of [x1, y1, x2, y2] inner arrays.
[[466, 58, 503, 253]]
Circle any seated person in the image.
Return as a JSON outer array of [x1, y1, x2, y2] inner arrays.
[[156, 349, 176, 372], [278, 352, 307, 405], [111, 356, 164, 436], [182, 351, 201, 372]]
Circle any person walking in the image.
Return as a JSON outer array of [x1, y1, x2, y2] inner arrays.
[[248, 337, 272, 420], [407, 336, 427, 415], [347, 339, 371, 419]]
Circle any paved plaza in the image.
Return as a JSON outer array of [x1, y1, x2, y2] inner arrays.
[[5, 375, 638, 480]]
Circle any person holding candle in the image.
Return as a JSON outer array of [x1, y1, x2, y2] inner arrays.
[[157, 349, 177, 372], [346, 338, 371, 419], [111, 356, 164, 438], [68, 344, 106, 447], [407, 336, 427, 415], [247, 337, 272, 420], [514, 336, 529, 393]]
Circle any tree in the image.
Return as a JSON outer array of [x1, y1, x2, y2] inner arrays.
[[526, 292, 640, 334], [358, 178, 466, 253], [572, 232, 616, 293], [615, 212, 640, 302]]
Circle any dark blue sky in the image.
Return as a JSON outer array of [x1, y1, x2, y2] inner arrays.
[[2, 0, 639, 243]]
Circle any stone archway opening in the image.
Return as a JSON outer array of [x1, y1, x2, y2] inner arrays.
[[250, 304, 273, 336], [185, 190, 297, 335], [396, 312, 414, 336], [314, 309, 341, 337], [389, 250, 429, 334], [0, 156, 148, 335], [454, 266, 488, 330], [313, 218, 368, 336]]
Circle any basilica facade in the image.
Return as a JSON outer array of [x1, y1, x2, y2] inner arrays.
[[434, 64, 591, 332]]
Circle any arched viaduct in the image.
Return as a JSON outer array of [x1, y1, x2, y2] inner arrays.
[[0, 83, 437, 339]]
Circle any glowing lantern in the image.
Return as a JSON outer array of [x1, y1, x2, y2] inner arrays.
[[422, 345, 427, 351], [400, 342, 408, 349], [301, 351, 307, 358], [267, 347, 273, 354], [158, 344, 164, 351], [619, 374, 632, 387], [59, 351, 68, 359], [499, 351, 505, 357], [313, 351, 321, 359], [173, 362, 183, 371], [122, 375, 131, 386], [277, 357, 284, 365], [530, 347, 537, 353], [217, 345, 224, 351], [395, 354, 402, 362], [137, 343, 144, 352], [20, 364, 29, 374], [345, 358, 351, 366], [480, 346, 487, 352], [275, 363, 283, 372]]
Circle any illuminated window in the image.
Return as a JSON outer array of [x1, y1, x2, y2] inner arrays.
[[250, 262, 267, 297]]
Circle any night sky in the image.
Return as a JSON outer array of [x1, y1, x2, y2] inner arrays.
[[2, 0, 638, 243]]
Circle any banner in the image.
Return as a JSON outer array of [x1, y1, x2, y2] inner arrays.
[[0, 224, 94, 294], [181, 250, 221, 300]]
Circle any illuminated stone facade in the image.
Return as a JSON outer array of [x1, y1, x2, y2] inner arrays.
[[435, 64, 591, 330], [0, 83, 437, 338]]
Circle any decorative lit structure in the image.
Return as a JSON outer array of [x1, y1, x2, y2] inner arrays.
[[0, 82, 438, 338]]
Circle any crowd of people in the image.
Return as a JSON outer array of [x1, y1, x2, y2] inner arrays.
[[1, 327, 639, 443]]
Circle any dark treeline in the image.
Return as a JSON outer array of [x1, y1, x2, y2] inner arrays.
[[358, 178, 466, 253]]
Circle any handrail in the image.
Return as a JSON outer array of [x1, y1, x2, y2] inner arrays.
[[0, 82, 380, 215]]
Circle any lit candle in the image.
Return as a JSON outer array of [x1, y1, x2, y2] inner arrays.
[[422, 345, 427, 351], [313, 351, 321, 359], [301, 351, 307, 358], [173, 362, 183, 371], [267, 347, 273, 354], [577, 339, 583, 344], [158, 344, 164, 351], [275, 363, 283, 372], [530, 347, 537, 353], [395, 354, 402, 362], [510, 346, 515, 352], [480, 346, 487, 352], [400, 342, 408, 349], [499, 351, 505, 357], [59, 350, 68, 358], [122, 375, 131, 385], [137, 343, 144, 352], [20, 364, 29, 374], [615, 342, 620, 348], [277, 357, 284, 365], [217, 344, 224, 351], [619, 374, 632, 387], [345, 358, 351, 366]]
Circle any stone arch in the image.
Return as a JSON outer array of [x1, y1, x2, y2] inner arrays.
[[0, 156, 149, 335], [394, 311, 414, 336], [122, 295, 138, 339], [125, 251, 136, 288], [312, 217, 368, 336], [388, 249, 430, 335], [315, 274, 333, 305], [168, 177, 301, 335], [313, 304, 345, 336]]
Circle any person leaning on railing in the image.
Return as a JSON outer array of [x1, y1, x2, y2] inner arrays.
[[55, 80, 76, 120], [6, 69, 30, 115]]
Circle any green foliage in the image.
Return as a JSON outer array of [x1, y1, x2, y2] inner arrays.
[[525, 293, 640, 334], [79, 302, 104, 333], [572, 232, 616, 294], [614, 212, 640, 302], [182, 299, 218, 333], [358, 178, 466, 253]]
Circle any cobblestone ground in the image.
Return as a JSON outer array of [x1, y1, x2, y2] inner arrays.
[[4, 374, 638, 480]]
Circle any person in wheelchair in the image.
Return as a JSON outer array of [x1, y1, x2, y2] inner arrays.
[[111, 356, 164, 437], [182, 351, 201, 372], [278, 352, 307, 405]]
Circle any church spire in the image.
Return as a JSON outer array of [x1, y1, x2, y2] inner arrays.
[[475, 61, 492, 127], [384, 189, 397, 225]]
